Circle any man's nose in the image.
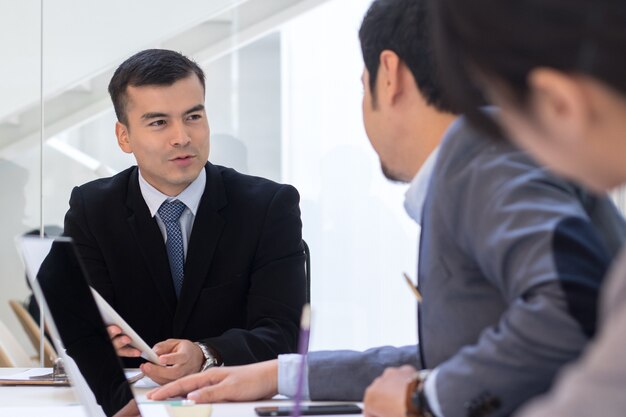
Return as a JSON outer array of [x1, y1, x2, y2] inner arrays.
[[170, 121, 191, 146]]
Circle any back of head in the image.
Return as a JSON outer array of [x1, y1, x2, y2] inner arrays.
[[359, 0, 456, 114], [431, 0, 626, 133], [108, 49, 205, 125]]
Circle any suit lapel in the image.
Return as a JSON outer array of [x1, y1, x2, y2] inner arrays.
[[125, 168, 177, 316], [173, 163, 227, 336]]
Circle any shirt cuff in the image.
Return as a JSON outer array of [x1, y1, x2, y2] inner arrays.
[[424, 367, 443, 417], [277, 354, 310, 399]]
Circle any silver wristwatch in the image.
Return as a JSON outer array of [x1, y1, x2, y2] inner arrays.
[[194, 342, 218, 372]]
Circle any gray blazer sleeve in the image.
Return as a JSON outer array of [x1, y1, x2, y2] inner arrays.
[[308, 345, 420, 401], [514, 250, 626, 417], [435, 153, 614, 417]]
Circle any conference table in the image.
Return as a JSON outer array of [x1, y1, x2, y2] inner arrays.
[[0, 368, 362, 417]]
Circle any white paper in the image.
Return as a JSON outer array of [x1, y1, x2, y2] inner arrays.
[[0, 368, 54, 381], [126, 370, 160, 389]]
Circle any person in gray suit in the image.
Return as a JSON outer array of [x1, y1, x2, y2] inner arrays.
[[147, 1, 626, 416], [429, 0, 626, 416]]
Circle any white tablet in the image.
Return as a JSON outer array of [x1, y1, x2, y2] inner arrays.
[[90, 287, 161, 364]]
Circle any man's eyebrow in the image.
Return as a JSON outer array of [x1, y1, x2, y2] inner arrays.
[[184, 104, 205, 115], [140, 105, 204, 120], [141, 112, 168, 120]]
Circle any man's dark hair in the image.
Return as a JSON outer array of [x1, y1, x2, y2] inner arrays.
[[358, 0, 455, 113], [108, 49, 206, 125], [430, 0, 626, 137]]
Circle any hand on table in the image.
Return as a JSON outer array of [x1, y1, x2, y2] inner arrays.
[[364, 365, 417, 417], [146, 359, 279, 403]]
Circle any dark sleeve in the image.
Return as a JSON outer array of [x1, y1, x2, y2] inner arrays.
[[63, 186, 115, 303], [436, 173, 614, 417], [200, 184, 307, 365]]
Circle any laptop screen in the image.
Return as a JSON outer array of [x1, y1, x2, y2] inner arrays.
[[23, 237, 143, 417]]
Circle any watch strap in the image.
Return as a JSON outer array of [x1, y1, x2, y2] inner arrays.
[[194, 342, 218, 372]]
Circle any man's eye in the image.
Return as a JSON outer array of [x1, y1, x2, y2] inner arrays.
[[187, 114, 202, 121], [149, 120, 166, 127]]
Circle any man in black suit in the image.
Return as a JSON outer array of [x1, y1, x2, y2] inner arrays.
[[63, 49, 306, 384]]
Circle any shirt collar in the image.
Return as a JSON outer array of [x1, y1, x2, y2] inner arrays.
[[138, 168, 206, 217], [404, 146, 440, 225]]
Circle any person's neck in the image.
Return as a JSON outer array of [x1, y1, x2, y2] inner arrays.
[[405, 112, 458, 179]]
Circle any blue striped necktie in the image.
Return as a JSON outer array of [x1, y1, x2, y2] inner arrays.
[[158, 200, 187, 298]]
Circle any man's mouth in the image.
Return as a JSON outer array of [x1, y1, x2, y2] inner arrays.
[[171, 154, 195, 161]]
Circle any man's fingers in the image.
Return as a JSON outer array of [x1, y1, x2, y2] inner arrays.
[[187, 385, 224, 403], [107, 325, 123, 338], [112, 335, 132, 350], [117, 346, 142, 357], [153, 339, 179, 355], [147, 370, 221, 400], [141, 362, 188, 385], [158, 352, 185, 366]]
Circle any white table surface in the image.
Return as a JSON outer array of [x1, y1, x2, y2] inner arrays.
[[0, 368, 362, 417]]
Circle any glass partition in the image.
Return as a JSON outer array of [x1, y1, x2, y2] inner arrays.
[[0, 0, 43, 361], [1, 0, 422, 361]]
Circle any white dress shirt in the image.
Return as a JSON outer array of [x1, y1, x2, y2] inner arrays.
[[138, 169, 206, 258]]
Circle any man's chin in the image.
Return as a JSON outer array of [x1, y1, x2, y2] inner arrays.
[[381, 163, 407, 184]]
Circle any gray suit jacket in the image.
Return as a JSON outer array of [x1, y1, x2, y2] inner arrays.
[[307, 118, 626, 417], [515, 248, 626, 417]]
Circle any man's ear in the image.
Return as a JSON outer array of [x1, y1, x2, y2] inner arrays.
[[378, 50, 403, 106], [528, 68, 591, 144], [116, 121, 132, 154]]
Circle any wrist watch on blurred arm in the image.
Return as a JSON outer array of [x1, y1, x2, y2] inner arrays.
[[194, 342, 221, 372], [406, 370, 434, 417]]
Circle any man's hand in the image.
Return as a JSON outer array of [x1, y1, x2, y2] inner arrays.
[[146, 359, 279, 403], [140, 339, 205, 385], [364, 365, 417, 417], [107, 325, 141, 358]]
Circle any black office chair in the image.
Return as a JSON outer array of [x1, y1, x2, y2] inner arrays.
[[302, 240, 311, 304]]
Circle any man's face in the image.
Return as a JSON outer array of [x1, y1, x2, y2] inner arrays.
[[361, 68, 404, 182], [116, 74, 210, 196]]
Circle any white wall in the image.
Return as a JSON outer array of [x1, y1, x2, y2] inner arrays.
[[281, 0, 419, 352], [0, 0, 245, 121]]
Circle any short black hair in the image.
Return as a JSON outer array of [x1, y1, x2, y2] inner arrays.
[[108, 49, 206, 125], [358, 0, 455, 113], [430, 0, 626, 137]]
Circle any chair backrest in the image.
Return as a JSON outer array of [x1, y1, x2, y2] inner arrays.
[[303, 239, 311, 304], [0, 318, 33, 367], [9, 299, 57, 367]]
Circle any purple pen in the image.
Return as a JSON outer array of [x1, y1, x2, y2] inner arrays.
[[292, 304, 311, 417]]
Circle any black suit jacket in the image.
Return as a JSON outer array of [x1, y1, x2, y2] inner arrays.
[[63, 162, 306, 366]]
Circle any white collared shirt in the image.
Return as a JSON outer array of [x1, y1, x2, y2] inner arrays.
[[138, 168, 206, 259], [403, 146, 440, 226]]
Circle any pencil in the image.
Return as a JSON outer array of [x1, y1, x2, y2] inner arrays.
[[403, 272, 423, 303]]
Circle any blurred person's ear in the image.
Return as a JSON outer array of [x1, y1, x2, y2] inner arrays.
[[527, 68, 590, 146], [378, 50, 402, 106]]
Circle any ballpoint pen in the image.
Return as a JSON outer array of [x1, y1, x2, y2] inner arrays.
[[403, 272, 423, 303]]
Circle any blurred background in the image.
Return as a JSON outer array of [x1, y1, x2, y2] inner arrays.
[[0, 0, 419, 359]]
